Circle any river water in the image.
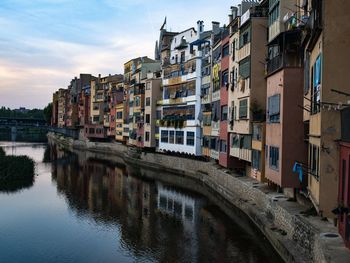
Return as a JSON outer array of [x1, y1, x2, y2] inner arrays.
[[0, 142, 283, 263]]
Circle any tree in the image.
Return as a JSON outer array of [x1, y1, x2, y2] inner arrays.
[[43, 103, 52, 124]]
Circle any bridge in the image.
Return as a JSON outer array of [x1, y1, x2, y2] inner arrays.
[[0, 117, 48, 128]]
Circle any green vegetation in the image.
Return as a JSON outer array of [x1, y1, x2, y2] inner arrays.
[[43, 103, 52, 124], [0, 147, 35, 192], [0, 107, 44, 119]]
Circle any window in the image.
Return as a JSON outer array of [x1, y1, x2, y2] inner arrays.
[[269, 146, 279, 170], [252, 150, 261, 170], [239, 25, 250, 47], [239, 99, 248, 119], [202, 137, 210, 147], [239, 57, 250, 79], [252, 124, 262, 141], [116, 111, 123, 119], [222, 70, 229, 87], [268, 94, 280, 122], [309, 144, 320, 179], [269, 2, 280, 26], [186, 132, 195, 146], [176, 131, 184, 144], [231, 40, 236, 61], [156, 110, 161, 120], [145, 114, 150, 124], [210, 138, 217, 150], [146, 82, 151, 90], [180, 51, 185, 63], [135, 96, 140, 107], [161, 131, 168, 143], [222, 44, 229, 58], [146, 97, 151, 106], [311, 55, 322, 114], [145, 132, 150, 142], [221, 106, 228, 121], [220, 140, 227, 153], [169, 131, 175, 144]]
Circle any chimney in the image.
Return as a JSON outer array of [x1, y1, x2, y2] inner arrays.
[[197, 20, 204, 35], [231, 6, 238, 19], [238, 4, 242, 16], [212, 21, 220, 34], [229, 14, 233, 24]]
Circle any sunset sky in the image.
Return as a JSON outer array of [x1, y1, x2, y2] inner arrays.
[[0, 0, 238, 109]]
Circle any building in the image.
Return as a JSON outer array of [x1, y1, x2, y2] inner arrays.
[[87, 74, 123, 140], [125, 57, 161, 147], [158, 23, 203, 156], [66, 74, 93, 129], [339, 107, 350, 249], [52, 91, 59, 127], [57, 88, 68, 128], [303, 0, 350, 218], [230, 1, 268, 177], [144, 72, 162, 150], [265, 0, 307, 192]]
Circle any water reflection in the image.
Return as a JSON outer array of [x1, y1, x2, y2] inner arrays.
[[0, 128, 47, 143], [49, 144, 282, 263]]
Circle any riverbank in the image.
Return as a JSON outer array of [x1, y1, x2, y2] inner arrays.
[[47, 132, 350, 263]]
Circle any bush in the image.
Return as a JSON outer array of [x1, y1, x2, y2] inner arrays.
[[0, 147, 35, 192]]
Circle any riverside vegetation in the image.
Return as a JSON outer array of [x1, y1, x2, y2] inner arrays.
[[0, 147, 35, 192]]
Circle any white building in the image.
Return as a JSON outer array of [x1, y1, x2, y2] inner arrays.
[[158, 22, 205, 155]]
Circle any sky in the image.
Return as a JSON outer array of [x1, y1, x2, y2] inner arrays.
[[0, 0, 239, 109]]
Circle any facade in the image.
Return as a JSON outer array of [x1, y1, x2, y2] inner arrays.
[[57, 89, 68, 128], [125, 57, 161, 147], [87, 74, 123, 140], [144, 72, 162, 149], [303, 0, 350, 218], [339, 107, 350, 249], [158, 23, 203, 156], [230, 2, 268, 177], [52, 91, 59, 127], [265, 1, 307, 190]]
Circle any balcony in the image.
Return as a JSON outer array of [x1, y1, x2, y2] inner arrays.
[[237, 43, 250, 61], [266, 30, 302, 76], [230, 147, 252, 162]]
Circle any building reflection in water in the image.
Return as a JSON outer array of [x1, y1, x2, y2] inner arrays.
[[49, 143, 282, 263]]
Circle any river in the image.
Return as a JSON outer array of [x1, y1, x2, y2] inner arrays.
[[0, 141, 283, 263]]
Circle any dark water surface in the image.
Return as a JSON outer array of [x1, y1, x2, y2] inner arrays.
[[0, 142, 283, 263]]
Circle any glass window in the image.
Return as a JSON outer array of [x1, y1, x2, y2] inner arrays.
[[145, 114, 150, 124], [311, 54, 322, 114], [222, 44, 229, 57], [146, 97, 151, 106], [221, 106, 228, 121], [222, 70, 229, 86], [268, 94, 280, 123], [269, 146, 279, 170], [186, 132, 195, 146], [161, 130, 168, 143], [169, 131, 175, 144], [220, 140, 227, 153], [239, 99, 248, 119], [145, 132, 150, 142], [176, 131, 184, 144], [239, 57, 250, 79]]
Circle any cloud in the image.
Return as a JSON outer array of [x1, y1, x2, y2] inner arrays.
[[0, 0, 239, 109]]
